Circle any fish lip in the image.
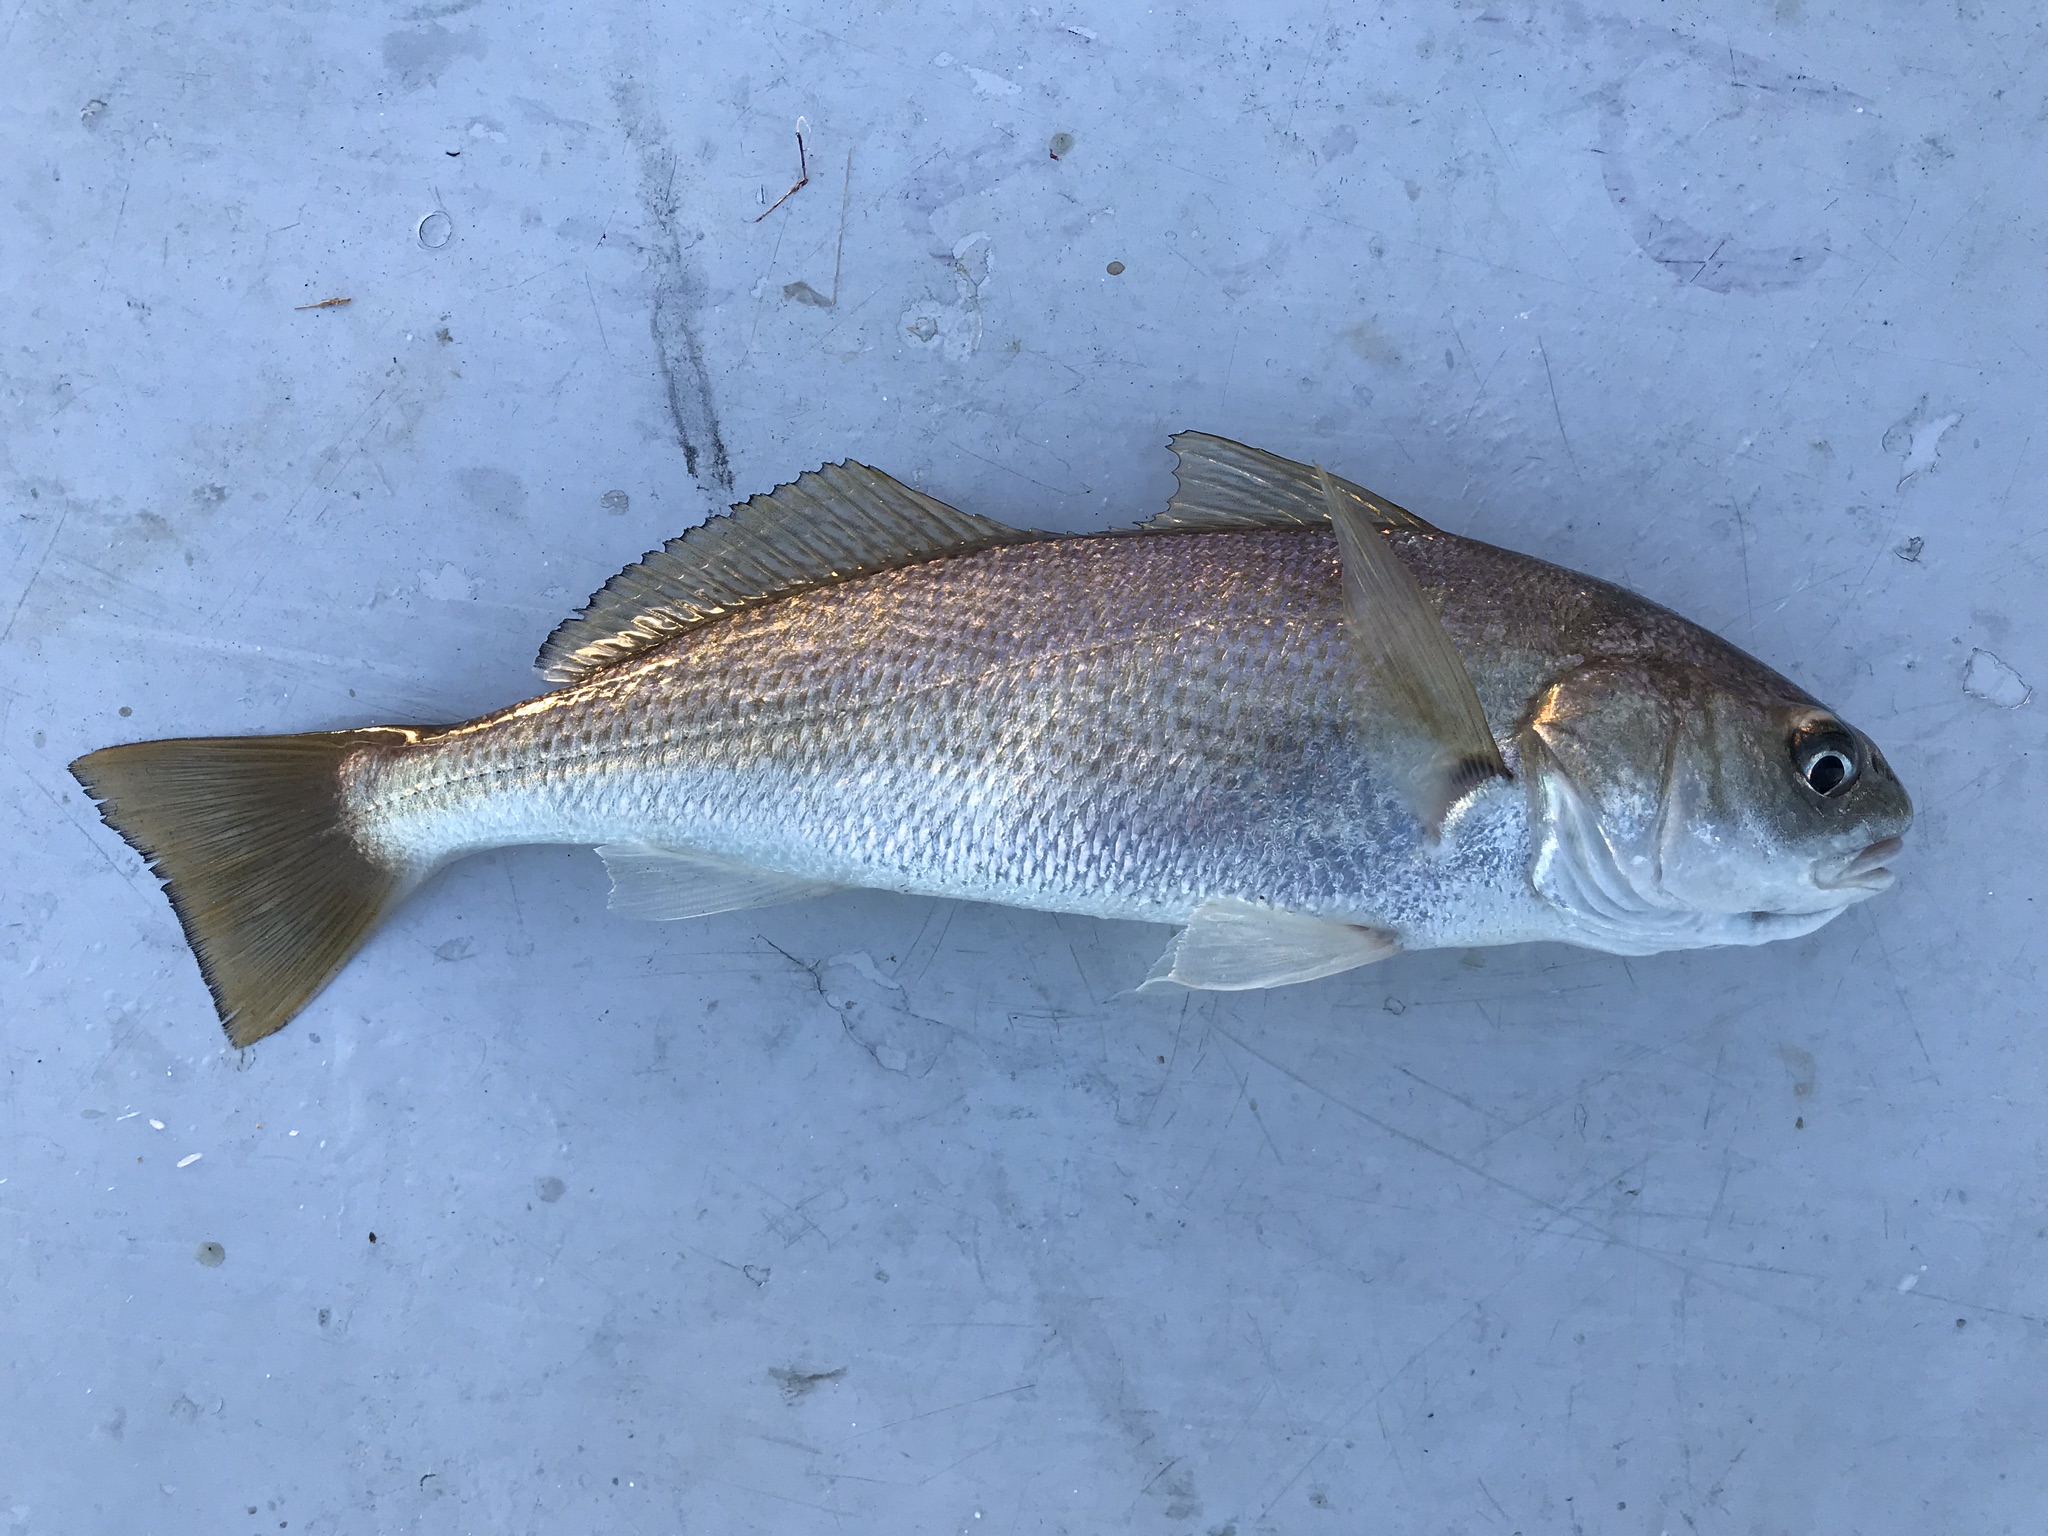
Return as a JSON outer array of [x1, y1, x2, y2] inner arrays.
[[1815, 836, 1904, 893]]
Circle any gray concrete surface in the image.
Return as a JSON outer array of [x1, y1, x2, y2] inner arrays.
[[4, 2, 2044, 1531]]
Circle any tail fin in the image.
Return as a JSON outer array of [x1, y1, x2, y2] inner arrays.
[[70, 729, 422, 1048]]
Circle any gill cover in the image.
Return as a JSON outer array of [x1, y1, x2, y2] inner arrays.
[[1522, 660, 1847, 953]]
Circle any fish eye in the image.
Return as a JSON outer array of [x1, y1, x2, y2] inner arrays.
[[1790, 720, 1860, 798]]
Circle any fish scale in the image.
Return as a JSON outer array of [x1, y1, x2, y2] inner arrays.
[[354, 532, 1442, 925]]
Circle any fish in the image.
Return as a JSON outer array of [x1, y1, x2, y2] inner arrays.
[[70, 433, 1913, 1048]]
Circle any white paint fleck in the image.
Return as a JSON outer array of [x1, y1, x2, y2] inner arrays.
[[148, 1119, 165, 1130], [1065, 24, 1098, 40], [175, 1152, 202, 1168], [419, 563, 479, 602], [1881, 397, 1963, 488], [965, 66, 1021, 97], [900, 232, 995, 362], [1897, 1266, 1925, 1293], [1963, 648, 2031, 708]]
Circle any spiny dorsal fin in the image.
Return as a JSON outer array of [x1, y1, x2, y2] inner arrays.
[[538, 461, 1043, 683], [1143, 432, 1436, 536]]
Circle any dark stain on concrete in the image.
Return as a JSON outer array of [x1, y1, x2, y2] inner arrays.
[[609, 78, 733, 495]]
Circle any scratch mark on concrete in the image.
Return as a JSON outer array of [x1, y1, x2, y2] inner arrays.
[[0, 500, 74, 652], [847, 1380, 1036, 1438], [1216, 1026, 1827, 1319], [583, 269, 612, 357], [1730, 492, 1756, 636], [1536, 336, 1580, 480], [4, 744, 146, 896]]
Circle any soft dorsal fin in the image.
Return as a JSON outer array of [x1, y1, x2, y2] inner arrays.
[[538, 461, 1043, 682], [1142, 432, 1436, 536]]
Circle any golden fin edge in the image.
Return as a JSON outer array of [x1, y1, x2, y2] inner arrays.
[[536, 460, 1044, 684]]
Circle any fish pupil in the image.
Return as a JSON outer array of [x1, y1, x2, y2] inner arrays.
[[1807, 753, 1849, 795], [1790, 720, 1860, 798]]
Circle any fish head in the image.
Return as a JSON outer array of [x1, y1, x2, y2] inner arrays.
[[1522, 658, 1912, 953]]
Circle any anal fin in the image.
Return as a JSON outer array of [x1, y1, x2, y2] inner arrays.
[[1141, 899, 1399, 991], [597, 845, 839, 920]]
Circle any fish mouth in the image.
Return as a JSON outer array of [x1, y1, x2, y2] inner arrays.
[[1816, 836, 1904, 894]]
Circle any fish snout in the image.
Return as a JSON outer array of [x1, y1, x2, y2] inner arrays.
[[1816, 835, 1904, 894]]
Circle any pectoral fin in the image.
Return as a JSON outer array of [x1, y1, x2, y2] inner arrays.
[[597, 845, 839, 920], [1317, 465, 1511, 838], [1142, 899, 1399, 991]]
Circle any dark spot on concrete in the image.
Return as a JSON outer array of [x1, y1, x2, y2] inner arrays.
[[1048, 130, 1075, 160], [435, 327, 453, 344], [193, 484, 229, 507], [536, 1176, 566, 1203], [769, 1365, 847, 1402], [1106, 260, 1125, 275], [119, 705, 131, 717], [1160, 1470, 1201, 1520], [1319, 124, 1358, 161], [195, 1242, 225, 1267], [381, 23, 486, 90], [1778, 1043, 1817, 1099], [367, 1232, 378, 1244], [611, 77, 732, 494], [741, 1263, 770, 1286], [318, 1308, 331, 1326], [1344, 318, 1402, 368], [433, 936, 476, 962], [457, 467, 525, 522], [1595, 38, 1849, 293], [600, 489, 630, 514]]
